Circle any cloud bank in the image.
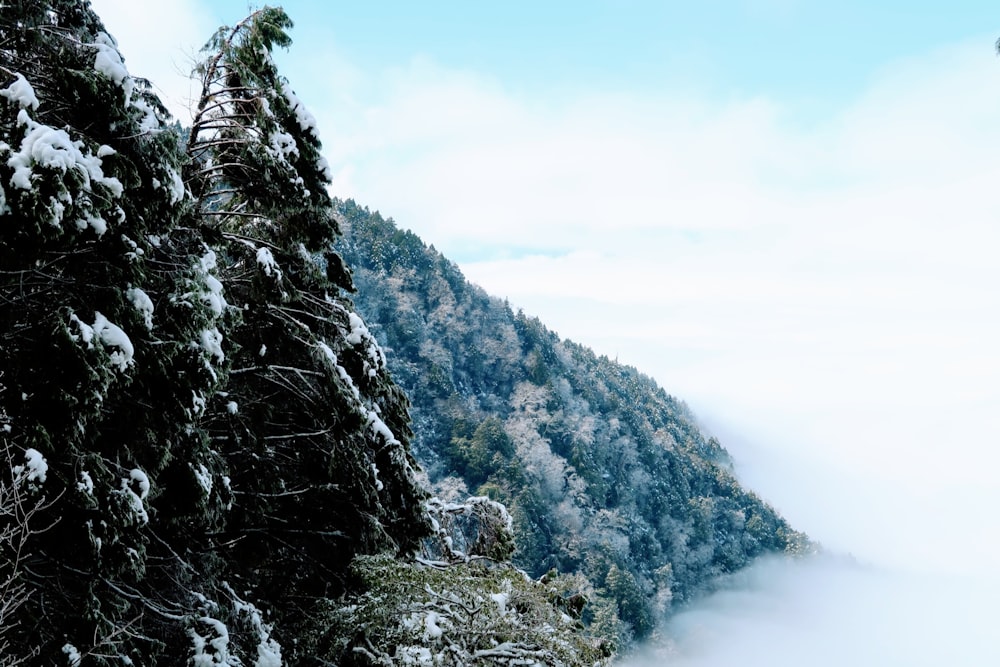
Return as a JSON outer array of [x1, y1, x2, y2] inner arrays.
[[623, 555, 1000, 667]]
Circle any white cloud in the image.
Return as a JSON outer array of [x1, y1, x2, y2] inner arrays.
[[307, 38, 1000, 576], [625, 555, 1000, 667]]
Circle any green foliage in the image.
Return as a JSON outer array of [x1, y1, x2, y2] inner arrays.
[[304, 554, 613, 666], [0, 2, 233, 661], [447, 416, 516, 487]]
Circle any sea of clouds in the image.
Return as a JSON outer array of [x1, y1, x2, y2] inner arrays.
[[625, 554, 1000, 667]]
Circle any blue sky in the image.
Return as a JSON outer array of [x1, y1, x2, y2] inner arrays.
[[92, 0, 1000, 580], [215, 1, 1000, 118]]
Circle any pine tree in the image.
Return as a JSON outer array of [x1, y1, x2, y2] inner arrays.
[[0, 1, 230, 662], [183, 7, 431, 652]]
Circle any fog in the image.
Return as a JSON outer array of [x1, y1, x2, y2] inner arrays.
[[615, 405, 1000, 666], [624, 555, 1000, 666]]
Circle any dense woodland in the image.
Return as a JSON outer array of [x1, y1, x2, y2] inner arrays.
[[336, 201, 809, 644], [0, 2, 805, 665]]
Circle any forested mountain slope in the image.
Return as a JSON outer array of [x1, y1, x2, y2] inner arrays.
[[0, 4, 608, 665], [336, 199, 809, 641]]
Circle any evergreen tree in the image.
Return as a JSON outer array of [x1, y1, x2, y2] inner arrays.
[[183, 7, 431, 653], [0, 1, 230, 662]]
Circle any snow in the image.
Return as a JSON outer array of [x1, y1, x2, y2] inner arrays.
[[199, 328, 225, 363], [121, 234, 145, 262], [165, 167, 185, 204], [77, 470, 94, 495], [195, 249, 227, 316], [267, 129, 298, 161], [93, 311, 135, 371], [70, 309, 139, 365], [190, 616, 233, 666], [127, 286, 154, 329], [121, 469, 150, 524], [69, 313, 95, 346], [345, 311, 368, 346], [258, 344, 267, 357], [76, 212, 108, 236], [317, 341, 336, 365], [203, 273, 226, 314], [0, 73, 40, 111], [130, 96, 158, 133], [226, 401, 239, 415], [192, 392, 207, 416], [62, 643, 82, 667], [367, 413, 400, 446], [7, 109, 124, 216], [230, 590, 284, 667], [490, 592, 509, 615], [256, 247, 281, 279], [129, 468, 150, 499], [423, 611, 443, 640], [92, 32, 134, 106], [196, 330, 226, 383], [192, 463, 213, 495], [371, 462, 384, 491], [316, 155, 334, 183], [396, 646, 434, 666], [280, 81, 320, 139], [318, 339, 400, 445], [343, 310, 387, 373], [14, 447, 48, 485]]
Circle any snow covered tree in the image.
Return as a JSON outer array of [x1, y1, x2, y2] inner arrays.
[[183, 7, 431, 653], [0, 422, 52, 666], [308, 554, 612, 666], [0, 1, 232, 662], [302, 496, 613, 665]]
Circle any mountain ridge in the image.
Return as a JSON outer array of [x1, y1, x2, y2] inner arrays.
[[334, 198, 809, 642]]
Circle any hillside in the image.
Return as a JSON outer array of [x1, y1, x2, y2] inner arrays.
[[0, 4, 609, 664], [335, 199, 809, 642]]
